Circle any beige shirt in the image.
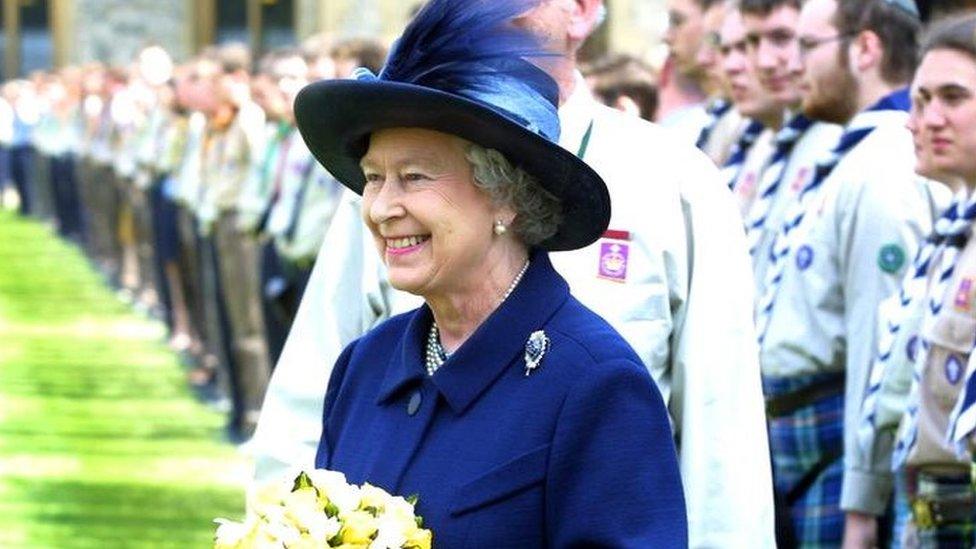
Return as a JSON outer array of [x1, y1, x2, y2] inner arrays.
[[904, 231, 976, 474]]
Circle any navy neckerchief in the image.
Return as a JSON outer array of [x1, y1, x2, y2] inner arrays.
[[695, 98, 733, 150]]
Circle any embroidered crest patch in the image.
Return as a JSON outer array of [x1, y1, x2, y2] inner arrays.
[[598, 241, 629, 282], [946, 354, 964, 385], [954, 278, 975, 312], [878, 244, 906, 274], [796, 245, 814, 270]]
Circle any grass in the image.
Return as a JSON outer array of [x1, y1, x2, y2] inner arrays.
[[0, 211, 248, 548]]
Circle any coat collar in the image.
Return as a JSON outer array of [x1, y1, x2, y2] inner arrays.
[[376, 250, 570, 414]]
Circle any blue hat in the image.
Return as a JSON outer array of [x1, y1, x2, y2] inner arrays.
[[293, 0, 610, 251]]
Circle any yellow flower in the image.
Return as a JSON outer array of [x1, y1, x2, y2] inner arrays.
[[358, 483, 392, 514], [404, 526, 433, 549], [338, 509, 379, 544]]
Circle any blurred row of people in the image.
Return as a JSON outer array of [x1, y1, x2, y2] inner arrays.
[[0, 36, 386, 444]]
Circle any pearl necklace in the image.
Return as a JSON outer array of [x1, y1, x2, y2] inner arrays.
[[425, 260, 530, 376]]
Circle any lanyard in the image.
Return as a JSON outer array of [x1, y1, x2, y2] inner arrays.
[[576, 119, 594, 160]]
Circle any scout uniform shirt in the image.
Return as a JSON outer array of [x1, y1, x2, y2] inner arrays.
[[197, 108, 259, 232], [264, 130, 318, 247], [172, 111, 208, 209], [699, 103, 747, 167], [729, 127, 775, 218], [252, 72, 776, 549], [271, 163, 343, 264], [236, 121, 290, 235], [756, 97, 949, 514], [750, 121, 842, 299], [905, 227, 976, 475]]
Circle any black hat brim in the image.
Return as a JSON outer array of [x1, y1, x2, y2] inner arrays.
[[294, 79, 610, 251]]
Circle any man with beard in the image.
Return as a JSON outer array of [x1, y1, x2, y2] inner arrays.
[[738, 0, 842, 306], [757, 0, 949, 546], [251, 1, 776, 546]]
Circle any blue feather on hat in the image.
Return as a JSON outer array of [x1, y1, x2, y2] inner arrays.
[[374, 0, 561, 141]]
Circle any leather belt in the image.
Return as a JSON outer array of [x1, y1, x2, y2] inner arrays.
[[765, 373, 845, 418]]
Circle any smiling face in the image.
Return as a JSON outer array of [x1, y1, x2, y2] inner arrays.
[[911, 49, 976, 185], [743, 5, 803, 108], [360, 128, 516, 297]]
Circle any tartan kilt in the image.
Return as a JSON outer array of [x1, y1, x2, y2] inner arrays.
[[765, 373, 845, 548]]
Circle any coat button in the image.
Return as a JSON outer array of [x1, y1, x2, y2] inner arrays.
[[407, 390, 422, 416]]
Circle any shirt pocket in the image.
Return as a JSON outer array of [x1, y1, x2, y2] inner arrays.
[[449, 443, 549, 518], [923, 311, 976, 402]]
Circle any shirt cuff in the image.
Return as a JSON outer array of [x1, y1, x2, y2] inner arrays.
[[841, 467, 894, 515]]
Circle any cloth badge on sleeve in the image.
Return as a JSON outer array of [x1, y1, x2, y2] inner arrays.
[[598, 241, 629, 282], [954, 277, 975, 312], [878, 244, 906, 274], [796, 244, 814, 270], [946, 354, 964, 385]]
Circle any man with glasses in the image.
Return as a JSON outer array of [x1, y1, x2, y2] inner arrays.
[[757, 0, 948, 546]]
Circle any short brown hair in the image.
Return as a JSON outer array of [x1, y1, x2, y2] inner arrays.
[[739, 0, 802, 17], [331, 38, 388, 75], [585, 54, 659, 121], [919, 11, 976, 62], [834, 0, 921, 85]]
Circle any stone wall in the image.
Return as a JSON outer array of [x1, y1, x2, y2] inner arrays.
[[69, 0, 191, 65]]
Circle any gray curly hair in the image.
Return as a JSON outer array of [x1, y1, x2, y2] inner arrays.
[[465, 144, 563, 247]]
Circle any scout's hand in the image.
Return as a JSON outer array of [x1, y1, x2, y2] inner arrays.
[[841, 511, 878, 549]]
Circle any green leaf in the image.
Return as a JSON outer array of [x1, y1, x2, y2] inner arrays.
[[292, 471, 313, 492], [415, 516, 424, 528], [324, 500, 339, 518], [406, 494, 419, 506]]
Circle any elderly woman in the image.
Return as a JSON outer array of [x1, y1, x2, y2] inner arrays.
[[294, 0, 686, 546]]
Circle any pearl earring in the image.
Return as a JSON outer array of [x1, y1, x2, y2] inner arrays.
[[493, 220, 507, 236]]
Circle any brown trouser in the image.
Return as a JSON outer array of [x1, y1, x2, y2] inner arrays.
[[214, 210, 271, 432]]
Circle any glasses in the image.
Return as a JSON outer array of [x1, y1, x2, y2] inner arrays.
[[798, 33, 857, 57]]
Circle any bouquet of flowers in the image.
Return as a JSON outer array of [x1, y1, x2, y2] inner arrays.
[[214, 469, 432, 549]]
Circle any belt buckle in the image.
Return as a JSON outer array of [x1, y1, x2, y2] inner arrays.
[[912, 497, 936, 530]]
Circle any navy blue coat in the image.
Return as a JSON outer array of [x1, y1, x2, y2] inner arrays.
[[316, 252, 687, 548]]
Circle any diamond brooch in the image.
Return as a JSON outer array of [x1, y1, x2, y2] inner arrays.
[[524, 330, 550, 376]]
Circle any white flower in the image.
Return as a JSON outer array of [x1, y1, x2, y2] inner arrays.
[[369, 515, 409, 549], [213, 518, 249, 549], [307, 469, 361, 513]]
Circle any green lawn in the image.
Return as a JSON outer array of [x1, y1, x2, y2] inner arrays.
[[0, 211, 247, 548]]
